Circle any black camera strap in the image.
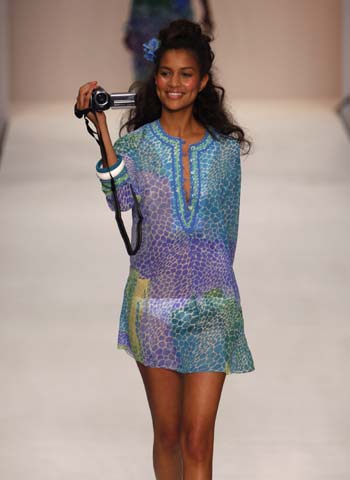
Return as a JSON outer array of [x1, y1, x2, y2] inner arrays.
[[75, 105, 143, 255]]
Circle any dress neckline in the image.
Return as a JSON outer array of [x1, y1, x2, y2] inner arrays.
[[149, 118, 214, 233], [155, 118, 209, 146]]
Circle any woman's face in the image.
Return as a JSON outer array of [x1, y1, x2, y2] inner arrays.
[[154, 48, 209, 113]]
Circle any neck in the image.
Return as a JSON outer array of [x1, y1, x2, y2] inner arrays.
[[159, 108, 204, 138]]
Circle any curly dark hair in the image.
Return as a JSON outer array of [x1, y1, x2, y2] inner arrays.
[[120, 19, 252, 155]]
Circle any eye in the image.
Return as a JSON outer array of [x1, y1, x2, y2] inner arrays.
[[182, 73, 192, 77], [160, 71, 169, 77]]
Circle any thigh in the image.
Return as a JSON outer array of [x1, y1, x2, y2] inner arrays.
[[181, 371, 226, 433], [136, 361, 183, 433]]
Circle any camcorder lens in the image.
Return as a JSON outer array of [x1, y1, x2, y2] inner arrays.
[[96, 92, 107, 104]]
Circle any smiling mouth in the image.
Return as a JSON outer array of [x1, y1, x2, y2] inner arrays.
[[166, 92, 185, 99]]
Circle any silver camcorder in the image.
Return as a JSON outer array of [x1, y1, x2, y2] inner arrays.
[[90, 82, 142, 111]]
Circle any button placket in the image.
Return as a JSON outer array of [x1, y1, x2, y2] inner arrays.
[[151, 119, 212, 233]]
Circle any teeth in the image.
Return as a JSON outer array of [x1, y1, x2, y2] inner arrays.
[[168, 92, 183, 97]]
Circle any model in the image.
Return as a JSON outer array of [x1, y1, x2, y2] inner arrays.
[[75, 18, 255, 480]]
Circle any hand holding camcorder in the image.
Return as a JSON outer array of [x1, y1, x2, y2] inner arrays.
[[74, 81, 141, 125]]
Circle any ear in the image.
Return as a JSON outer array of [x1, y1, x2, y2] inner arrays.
[[199, 73, 209, 92]]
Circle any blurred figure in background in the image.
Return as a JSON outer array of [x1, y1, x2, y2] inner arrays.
[[123, 0, 214, 81]]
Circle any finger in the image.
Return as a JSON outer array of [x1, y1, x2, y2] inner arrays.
[[79, 81, 97, 93], [77, 81, 98, 109], [79, 85, 95, 109], [77, 90, 87, 109], [78, 81, 97, 100], [76, 82, 96, 108], [83, 85, 97, 108]]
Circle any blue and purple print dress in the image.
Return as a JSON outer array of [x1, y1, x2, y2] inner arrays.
[[95, 118, 255, 374]]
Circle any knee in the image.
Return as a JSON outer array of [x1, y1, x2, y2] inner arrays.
[[154, 425, 181, 451], [181, 427, 214, 463]]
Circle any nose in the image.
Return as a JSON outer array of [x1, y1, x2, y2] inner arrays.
[[168, 73, 181, 87]]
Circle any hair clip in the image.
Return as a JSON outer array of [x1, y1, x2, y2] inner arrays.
[[143, 37, 161, 62]]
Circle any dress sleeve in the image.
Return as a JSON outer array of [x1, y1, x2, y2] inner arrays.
[[232, 139, 241, 231], [95, 144, 141, 213], [227, 137, 241, 256]]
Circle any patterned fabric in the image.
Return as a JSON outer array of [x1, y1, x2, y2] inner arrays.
[[125, 0, 193, 52], [95, 118, 255, 374], [124, 0, 194, 80]]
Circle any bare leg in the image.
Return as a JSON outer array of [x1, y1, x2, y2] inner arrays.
[[136, 361, 184, 480], [180, 371, 226, 480]]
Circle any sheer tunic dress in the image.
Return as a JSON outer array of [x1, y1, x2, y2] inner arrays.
[[95, 118, 255, 374]]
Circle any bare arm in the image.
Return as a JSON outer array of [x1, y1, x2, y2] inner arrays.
[[95, 116, 118, 169], [198, 0, 214, 34], [75, 80, 118, 169], [75, 80, 139, 212]]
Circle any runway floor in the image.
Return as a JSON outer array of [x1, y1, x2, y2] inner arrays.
[[0, 99, 349, 479]]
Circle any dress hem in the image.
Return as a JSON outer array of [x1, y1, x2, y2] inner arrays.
[[116, 343, 255, 375]]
